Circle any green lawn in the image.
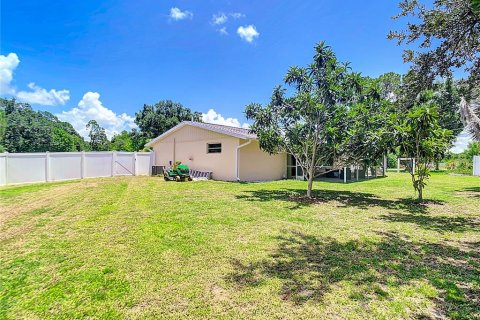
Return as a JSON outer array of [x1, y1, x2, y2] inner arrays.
[[1, 173, 479, 319]]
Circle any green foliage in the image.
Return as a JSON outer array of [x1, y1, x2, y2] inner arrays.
[[473, 0, 480, 12], [246, 42, 376, 197], [377, 72, 402, 101], [1, 98, 87, 153], [135, 100, 202, 139], [110, 129, 147, 152], [445, 142, 480, 174], [129, 129, 148, 151], [341, 77, 397, 168], [0, 106, 6, 152], [110, 131, 134, 152], [387, 153, 399, 168], [396, 104, 453, 200], [86, 120, 110, 151], [464, 141, 480, 158], [389, 0, 480, 89], [432, 78, 463, 138]]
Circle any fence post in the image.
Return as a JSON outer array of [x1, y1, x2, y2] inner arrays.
[[150, 151, 155, 176], [111, 151, 117, 177], [133, 152, 137, 176], [343, 167, 347, 183], [473, 156, 479, 176], [81, 151, 85, 179], [2, 152, 7, 186], [45, 152, 51, 182]]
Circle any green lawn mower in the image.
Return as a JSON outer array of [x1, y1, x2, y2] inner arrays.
[[163, 161, 193, 182]]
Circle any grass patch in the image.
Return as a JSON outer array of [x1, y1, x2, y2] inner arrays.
[[0, 180, 76, 199], [0, 173, 479, 319]]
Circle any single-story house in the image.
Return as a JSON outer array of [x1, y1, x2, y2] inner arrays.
[[145, 121, 289, 181]]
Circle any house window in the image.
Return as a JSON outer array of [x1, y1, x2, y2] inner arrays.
[[207, 143, 222, 154]]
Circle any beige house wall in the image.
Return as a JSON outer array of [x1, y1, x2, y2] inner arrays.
[[151, 125, 287, 181], [238, 140, 286, 181], [151, 125, 239, 181]]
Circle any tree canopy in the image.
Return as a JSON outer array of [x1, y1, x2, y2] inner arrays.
[[246, 42, 388, 197], [396, 103, 453, 200], [389, 0, 480, 140], [1, 98, 87, 153], [110, 129, 147, 152], [135, 100, 202, 139], [86, 120, 110, 151], [389, 0, 480, 89]]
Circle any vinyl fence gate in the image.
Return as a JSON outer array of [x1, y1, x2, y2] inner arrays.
[[0, 151, 154, 186]]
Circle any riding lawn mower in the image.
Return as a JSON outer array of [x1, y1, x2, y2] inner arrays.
[[163, 161, 192, 182]]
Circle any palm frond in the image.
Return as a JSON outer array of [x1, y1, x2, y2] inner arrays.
[[460, 97, 480, 141]]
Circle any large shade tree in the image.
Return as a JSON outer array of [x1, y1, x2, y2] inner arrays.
[[246, 42, 367, 197], [389, 0, 480, 139], [389, 0, 480, 88], [135, 100, 202, 139]]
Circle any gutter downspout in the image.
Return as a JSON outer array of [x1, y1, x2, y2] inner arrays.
[[236, 139, 252, 181]]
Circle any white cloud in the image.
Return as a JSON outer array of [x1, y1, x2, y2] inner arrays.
[[237, 25, 259, 43], [450, 131, 473, 154], [0, 52, 70, 106], [202, 109, 250, 129], [0, 53, 19, 95], [16, 82, 70, 106], [218, 27, 228, 35], [230, 12, 245, 19], [169, 7, 193, 21], [211, 12, 228, 25], [57, 92, 136, 139]]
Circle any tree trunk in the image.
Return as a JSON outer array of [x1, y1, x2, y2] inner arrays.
[[435, 161, 439, 171], [418, 186, 423, 202], [307, 166, 314, 198]]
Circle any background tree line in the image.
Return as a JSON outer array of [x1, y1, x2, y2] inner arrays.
[[0, 98, 201, 153]]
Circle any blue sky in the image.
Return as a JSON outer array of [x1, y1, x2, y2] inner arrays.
[[0, 0, 470, 150]]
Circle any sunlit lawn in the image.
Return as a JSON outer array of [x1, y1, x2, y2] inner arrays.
[[0, 172, 479, 319]]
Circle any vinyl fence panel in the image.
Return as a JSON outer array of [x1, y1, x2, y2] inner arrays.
[[6, 153, 47, 184], [84, 152, 114, 178], [0, 151, 153, 186], [50, 152, 83, 181], [474, 156, 480, 176]]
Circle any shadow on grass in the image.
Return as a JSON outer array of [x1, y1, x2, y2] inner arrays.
[[228, 231, 480, 319], [236, 188, 442, 214], [457, 187, 480, 199], [379, 212, 480, 233]]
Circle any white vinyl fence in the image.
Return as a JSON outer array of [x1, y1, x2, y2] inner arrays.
[[0, 151, 153, 186], [474, 156, 480, 176]]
